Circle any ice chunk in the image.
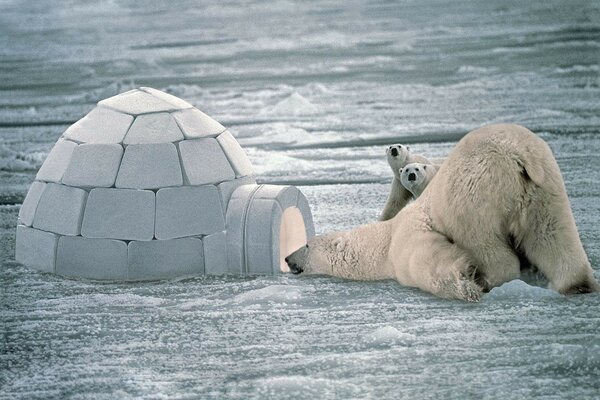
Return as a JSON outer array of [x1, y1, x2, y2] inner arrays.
[[139, 87, 193, 110], [172, 108, 225, 138], [63, 106, 134, 144], [123, 112, 184, 144], [36, 139, 77, 183], [15, 225, 58, 273], [486, 280, 562, 300], [98, 89, 177, 115], [56, 236, 127, 280], [18, 181, 46, 226], [62, 143, 123, 188], [115, 143, 182, 189], [178, 139, 235, 185], [33, 183, 87, 235], [155, 185, 225, 240], [272, 92, 318, 115], [128, 238, 204, 280], [203, 231, 228, 275], [217, 176, 256, 212], [217, 131, 254, 177], [81, 188, 155, 241]]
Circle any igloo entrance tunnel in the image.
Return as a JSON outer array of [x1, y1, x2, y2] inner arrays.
[[15, 87, 315, 280]]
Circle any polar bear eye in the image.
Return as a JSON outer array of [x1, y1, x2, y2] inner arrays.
[[423, 165, 427, 170], [305, 244, 309, 248], [398, 145, 402, 148], [415, 168, 420, 171]]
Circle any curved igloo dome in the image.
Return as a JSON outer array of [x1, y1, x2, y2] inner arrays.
[[16, 88, 314, 280]]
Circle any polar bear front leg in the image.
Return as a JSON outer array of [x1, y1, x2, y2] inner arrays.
[[400, 232, 485, 301]]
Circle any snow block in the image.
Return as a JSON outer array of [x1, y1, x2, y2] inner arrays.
[[172, 108, 225, 138], [128, 238, 204, 280], [140, 87, 193, 110], [217, 176, 256, 212], [246, 199, 282, 274], [18, 181, 46, 226], [15, 225, 58, 273], [33, 183, 87, 236], [81, 188, 155, 241], [99, 89, 178, 115], [62, 143, 123, 188], [225, 184, 260, 274], [56, 236, 128, 280], [36, 139, 78, 183], [115, 143, 182, 189], [123, 112, 184, 144], [203, 231, 228, 275], [217, 131, 254, 177], [155, 186, 225, 240], [179, 139, 235, 185], [63, 106, 134, 144]]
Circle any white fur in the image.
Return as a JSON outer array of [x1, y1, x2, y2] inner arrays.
[[380, 144, 432, 221], [400, 162, 438, 198], [287, 124, 599, 301]]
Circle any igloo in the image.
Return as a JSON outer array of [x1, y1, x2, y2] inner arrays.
[[15, 87, 314, 280]]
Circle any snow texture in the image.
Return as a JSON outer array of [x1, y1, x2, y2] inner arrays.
[[155, 186, 225, 240], [35, 139, 77, 183], [115, 143, 183, 189], [179, 138, 235, 185], [81, 188, 155, 241], [63, 106, 134, 144], [32, 183, 87, 236], [62, 143, 124, 187]]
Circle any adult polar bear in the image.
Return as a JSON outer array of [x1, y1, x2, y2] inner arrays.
[[286, 124, 599, 301]]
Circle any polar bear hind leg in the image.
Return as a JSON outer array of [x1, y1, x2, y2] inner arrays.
[[509, 130, 599, 294], [402, 231, 485, 301]]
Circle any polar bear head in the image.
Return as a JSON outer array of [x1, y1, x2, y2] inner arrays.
[[400, 163, 437, 198], [386, 144, 410, 179]]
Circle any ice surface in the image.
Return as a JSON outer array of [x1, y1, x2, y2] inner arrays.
[[63, 106, 134, 144], [155, 186, 225, 240], [18, 181, 46, 226], [271, 92, 318, 115], [362, 326, 416, 347], [217, 131, 254, 177], [56, 236, 128, 280], [62, 143, 124, 187], [172, 108, 226, 138], [32, 183, 87, 236], [128, 238, 204, 280], [15, 225, 58, 273], [179, 138, 235, 185], [232, 284, 306, 304], [115, 143, 183, 189], [485, 280, 563, 300], [81, 188, 155, 241], [123, 112, 184, 144], [202, 231, 228, 275], [99, 89, 179, 115], [3, 1, 600, 398], [35, 139, 77, 183]]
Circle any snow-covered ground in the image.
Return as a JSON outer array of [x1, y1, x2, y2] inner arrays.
[[1, 0, 599, 398]]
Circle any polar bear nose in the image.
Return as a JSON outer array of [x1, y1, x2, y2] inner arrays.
[[390, 148, 398, 157], [408, 172, 416, 181]]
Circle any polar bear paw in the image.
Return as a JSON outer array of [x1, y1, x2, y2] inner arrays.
[[458, 265, 486, 302]]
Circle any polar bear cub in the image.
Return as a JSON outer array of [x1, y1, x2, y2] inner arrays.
[[380, 144, 432, 221], [400, 163, 438, 198]]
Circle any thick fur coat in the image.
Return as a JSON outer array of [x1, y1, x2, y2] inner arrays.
[[287, 124, 599, 301]]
